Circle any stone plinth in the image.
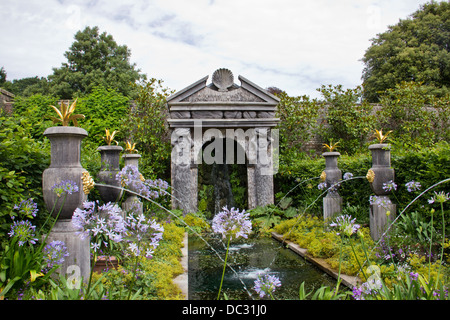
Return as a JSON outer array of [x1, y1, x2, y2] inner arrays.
[[370, 198, 396, 241], [46, 220, 90, 283]]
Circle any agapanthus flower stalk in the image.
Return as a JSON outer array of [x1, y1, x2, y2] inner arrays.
[[253, 274, 281, 299], [212, 206, 252, 240], [13, 198, 38, 218], [330, 214, 361, 237], [8, 219, 38, 246], [51, 180, 79, 197], [42, 240, 69, 272]]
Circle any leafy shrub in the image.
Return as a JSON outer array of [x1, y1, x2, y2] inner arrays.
[[76, 85, 130, 145], [0, 115, 50, 245]]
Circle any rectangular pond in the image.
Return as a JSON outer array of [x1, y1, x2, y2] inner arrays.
[[188, 234, 339, 300]]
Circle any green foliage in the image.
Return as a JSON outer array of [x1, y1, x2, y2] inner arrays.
[[362, 1, 450, 102], [318, 84, 377, 154], [49, 26, 145, 99], [0, 115, 50, 244], [249, 205, 298, 234], [378, 81, 450, 147], [76, 85, 130, 145], [394, 211, 437, 246], [275, 92, 321, 162], [1, 76, 50, 97], [11, 94, 59, 139], [119, 78, 174, 179]]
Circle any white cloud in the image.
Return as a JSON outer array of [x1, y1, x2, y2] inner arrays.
[[0, 0, 434, 98]]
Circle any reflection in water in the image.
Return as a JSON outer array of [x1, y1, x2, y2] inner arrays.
[[188, 234, 338, 300]]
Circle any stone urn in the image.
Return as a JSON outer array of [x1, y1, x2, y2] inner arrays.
[[322, 152, 343, 222], [368, 144, 395, 195], [96, 145, 123, 203], [42, 126, 88, 219], [123, 153, 141, 168], [322, 152, 342, 195]]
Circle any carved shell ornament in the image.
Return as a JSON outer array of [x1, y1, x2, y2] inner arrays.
[[212, 68, 234, 92]]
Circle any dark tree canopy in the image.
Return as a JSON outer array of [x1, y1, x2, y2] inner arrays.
[[48, 26, 146, 99], [362, 1, 450, 102]]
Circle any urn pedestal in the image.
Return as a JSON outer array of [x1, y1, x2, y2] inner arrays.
[[322, 152, 343, 222], [42, 126, 90, 281], [96, 145, 123, 203], [368, 144, 396, 240], [122, 153, 143, 214]]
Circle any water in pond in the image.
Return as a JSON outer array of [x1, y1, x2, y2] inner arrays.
[[188, 234, 338, 300]]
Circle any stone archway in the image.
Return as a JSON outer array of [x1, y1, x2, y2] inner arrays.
[[167, 69, 280, 214]]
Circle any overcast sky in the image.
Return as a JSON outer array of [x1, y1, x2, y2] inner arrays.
[[0, 0, 436, 98]]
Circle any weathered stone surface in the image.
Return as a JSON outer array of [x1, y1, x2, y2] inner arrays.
[[42, 126, 88, 219], [170, 111, 191, 119], [191, 111, 223, 119], [46, 220, 90, 282], [242, 111, 257, 119], [223, 111, 242, 119], [257, 111, 275, 118], [96, 145, 123, 203], [370, 199, 396, 240]]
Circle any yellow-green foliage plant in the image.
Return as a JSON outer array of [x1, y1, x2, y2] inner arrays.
[[182, 212, 211, 234], [273, 215, 376, 276]]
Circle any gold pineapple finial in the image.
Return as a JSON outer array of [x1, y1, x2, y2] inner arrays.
[[103, 129, 119, 145], [372, 129, 392, 144], [49, 99, 85, 127], [323, 140, 339, 152]]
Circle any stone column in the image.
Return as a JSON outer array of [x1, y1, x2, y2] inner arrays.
[[368, 143, 396, 241], [171, 128, 196, 214], [322, 152, 343, 222], [254, 128, 275, 207], [247, 165, 257, 209]]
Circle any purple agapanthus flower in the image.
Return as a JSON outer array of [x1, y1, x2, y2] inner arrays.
[[343, 172, 353, 180], [72, 201, 126, 244], [14, 198, 38, 218], [369, 195, 393, 208], [405, 181, 421, 193], [330, 214, 361, 237], [253, 274, 281, 299], [428, 191, 450, 204], [116, 165, 169, 199], [51, 180, 79, 197], [212, 206, 252, 240], [125, 211, 164, 258], [42, 240, 69, 272], [8, 219, 38, 246], [382, 180, 397, 192]]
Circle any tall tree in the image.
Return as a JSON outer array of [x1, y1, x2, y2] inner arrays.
[[49, 26, 145, 99], [362, 1, 450, 102]]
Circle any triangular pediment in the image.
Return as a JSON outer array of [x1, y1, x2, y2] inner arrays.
[[167, 69, 280, 128], [167, 70, 280, 105]]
